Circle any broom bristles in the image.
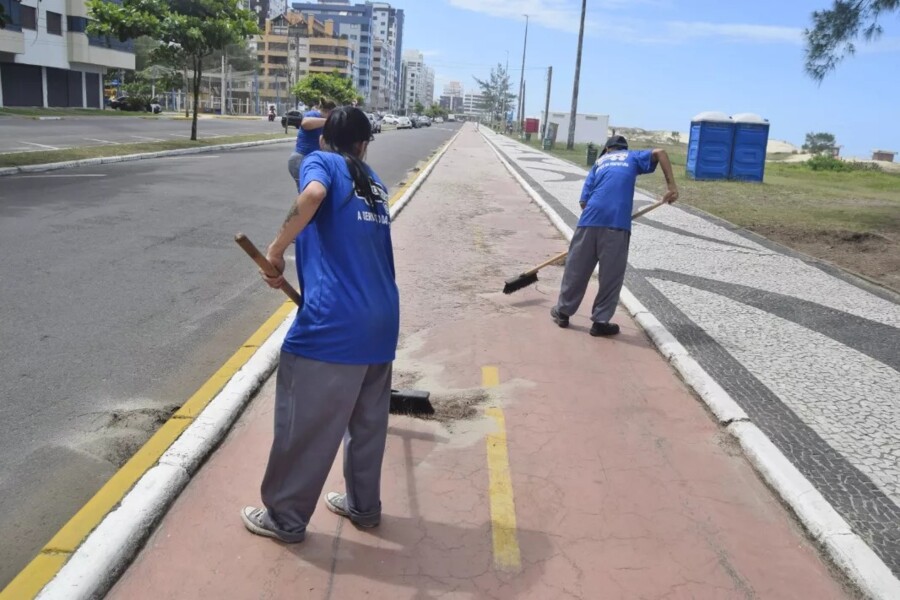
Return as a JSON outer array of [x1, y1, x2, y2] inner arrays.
[[390, 389, 435, 416], [503, 272, 539, 294]]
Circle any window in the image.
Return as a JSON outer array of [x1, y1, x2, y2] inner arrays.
[[47, 11, 62, 35], [67, 16, 88, 33], [21, 5, 37, 30]]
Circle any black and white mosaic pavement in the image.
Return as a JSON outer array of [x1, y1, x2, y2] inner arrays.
[[483, 130, 900, 577]]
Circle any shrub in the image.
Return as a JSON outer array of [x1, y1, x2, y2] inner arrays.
[[806, 155, 881, 172]]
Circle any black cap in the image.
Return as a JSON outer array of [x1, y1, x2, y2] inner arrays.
[[604, 135, 628, 150]]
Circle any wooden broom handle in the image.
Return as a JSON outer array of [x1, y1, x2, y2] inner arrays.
[[235, 233, 303, 306], [525, 250, 570, 276], [526, 200, 667, 276], [632, 199, 666, 219]]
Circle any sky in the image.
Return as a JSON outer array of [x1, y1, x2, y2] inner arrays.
[[400, 0, 900, 158]]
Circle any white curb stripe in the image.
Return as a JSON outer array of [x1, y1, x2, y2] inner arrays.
[[479, 128, 900, 600], [0, 138, 294, 177]]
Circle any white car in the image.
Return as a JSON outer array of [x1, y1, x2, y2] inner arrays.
[[397, 116, 413, 129], [382, 115, 399, 125], [434, 117, 444, 124]]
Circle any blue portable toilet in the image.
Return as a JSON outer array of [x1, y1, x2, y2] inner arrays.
[[686, 112, 734, 180], [730, 113, 770, 182]]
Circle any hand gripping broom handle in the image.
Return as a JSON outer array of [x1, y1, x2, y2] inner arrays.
[[523, 199, 667, 277], [235, 233, 303, 306]]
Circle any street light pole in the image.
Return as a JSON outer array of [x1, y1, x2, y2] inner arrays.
[[503, 50, 509, 129], [517, 14, 529, 133], [567, 0, 586, 150]]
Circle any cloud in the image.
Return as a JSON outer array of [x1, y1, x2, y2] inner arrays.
[[445, 0, 900, 52], [662, 21, 803, 45], [446, 0, 589, 34], [421, 49, 441, 57]]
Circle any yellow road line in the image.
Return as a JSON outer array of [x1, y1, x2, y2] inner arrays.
[[0, 301, 296, 600], [483, 366, 521, 572]]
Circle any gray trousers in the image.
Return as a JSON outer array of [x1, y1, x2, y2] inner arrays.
[[261, 352, 392, 536], [288, 151, 305, 186], [555, 226, 631, 323]]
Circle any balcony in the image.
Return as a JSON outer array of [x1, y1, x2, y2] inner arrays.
[[67, 32, 134, 70], [0, 28, 25, 54], [66, 0, 89, 18]]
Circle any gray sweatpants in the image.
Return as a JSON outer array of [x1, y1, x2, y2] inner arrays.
[[261, 352, 392, 535], [555, 226, 631, 324], [288, 151, 305, 186]]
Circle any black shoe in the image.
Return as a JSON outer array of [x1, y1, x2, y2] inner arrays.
[[550, 307, 569, 328], [590, 322, 620, 337]]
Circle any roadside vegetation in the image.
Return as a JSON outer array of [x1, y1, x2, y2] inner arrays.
[[508, 131, 900, 292], [0, 133, 291, 169]]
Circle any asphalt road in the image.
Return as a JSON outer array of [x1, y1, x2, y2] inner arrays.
[[0, 122, 461, 587], [0, 114, 285, 153]]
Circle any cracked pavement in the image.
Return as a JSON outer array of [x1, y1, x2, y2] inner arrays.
[[108, 125, 853, 599]]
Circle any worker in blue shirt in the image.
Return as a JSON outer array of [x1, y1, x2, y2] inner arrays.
[[287, 97, 337, 186], [551, 135, 678, 336], [242, 106, 399, 542]]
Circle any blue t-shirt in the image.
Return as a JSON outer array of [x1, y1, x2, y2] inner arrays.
[[578, 149, 656, 230], [281, 152, 400, 365], [295, 110, 323, 155]]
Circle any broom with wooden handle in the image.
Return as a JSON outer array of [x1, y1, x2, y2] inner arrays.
[[502, 199, 667, 295], [235, 233, 434, 416]]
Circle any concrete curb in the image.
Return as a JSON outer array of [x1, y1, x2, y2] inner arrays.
[[0, 138, 294, 177], [29, 126, 466, 600], [479, 128, 900, 600]]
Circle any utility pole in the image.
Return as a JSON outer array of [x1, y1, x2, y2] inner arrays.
[[221, 53, 226, 115], [542, 65, 553, 140], [503, 50, 509, 129], [567, 0, 586, 150], [254, 68, 259, 116], [517, 14, 529, 133]]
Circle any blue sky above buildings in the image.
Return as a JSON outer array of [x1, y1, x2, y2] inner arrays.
[[401, 0, 899, 157]]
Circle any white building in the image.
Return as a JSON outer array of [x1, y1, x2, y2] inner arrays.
[[0, 0, 134, 107], [463, 92, 485, 117], [400, 48, 433, 113], [545, 111, 610, 144], [443, 80, 462, 98], [370, 2, 402, 112]]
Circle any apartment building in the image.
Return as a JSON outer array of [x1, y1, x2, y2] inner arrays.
[[0, 0, 134, 107], [463, 92, 486, 118], [370, 1, 402, 111], [400, 48, 433, 113], [290, 1, 402, 109], [252, 12, 354, 109]]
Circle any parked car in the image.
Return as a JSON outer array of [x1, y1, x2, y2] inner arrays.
[[382, 115, 399, 125], [447, 114, 457, 122], [281, 109, 303, 129], [366, 112, 382, 133], [109, 95, 162, 113], [416, 115, 432, 127], [396, 116, 413, 129], [434, 117, 444, 124]]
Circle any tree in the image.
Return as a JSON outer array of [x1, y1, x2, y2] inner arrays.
[[0, 4, 7, 29], [425, 103, 448, 119], [87, 0, 259, 140], [805, 0, 900, 81], [802, 132, 837, 154], [291, 72, 359, 106], [473, 63, 516, 124], [413, 100, 425, 115]]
